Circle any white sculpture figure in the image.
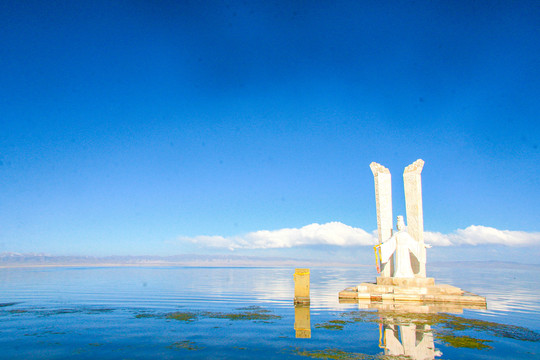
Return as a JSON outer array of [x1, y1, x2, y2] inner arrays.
[[380, 216, 424, 278], [370, 159, 427, 278]]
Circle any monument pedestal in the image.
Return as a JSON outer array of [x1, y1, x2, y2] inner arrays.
[[339, 277, 486, 306], [376, 276, 434, 287]]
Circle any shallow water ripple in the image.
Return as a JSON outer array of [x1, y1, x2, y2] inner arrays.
[[0, 265, 539, 359]]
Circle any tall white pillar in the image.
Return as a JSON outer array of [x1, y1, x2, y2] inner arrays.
[[403, 159, 426, 277], [370, 162, 393, 277]]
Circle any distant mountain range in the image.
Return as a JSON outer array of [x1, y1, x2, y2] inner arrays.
[[0, 252, 360, 268], [2, 253, 534, 269]]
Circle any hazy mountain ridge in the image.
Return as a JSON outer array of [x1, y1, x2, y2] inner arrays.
[[0, 252, 358, 267], [2, 253, 537, 269], [432, 260, 540, 269]]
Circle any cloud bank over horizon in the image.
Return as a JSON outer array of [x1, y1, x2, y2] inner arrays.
[[179, 222, 540, 250], [424, 226, 540, 247], [180, 222, 375, 250]]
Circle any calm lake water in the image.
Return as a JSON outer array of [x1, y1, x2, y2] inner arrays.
[[1, 264, 539, 359]]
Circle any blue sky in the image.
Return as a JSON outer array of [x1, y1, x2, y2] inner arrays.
[[1, 1, 539, 262]]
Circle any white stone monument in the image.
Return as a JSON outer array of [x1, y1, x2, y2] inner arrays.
[[369, 162, 394, 277], [370, 159, 427, 279], [339, 159, 486, 306]]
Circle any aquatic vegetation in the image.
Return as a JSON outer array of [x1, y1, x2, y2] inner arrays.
[[294, 348, 379, 359], [38, 308, 82, 317], [167, 340, 203, 351], [135, 313, 161, 319], [166, 312, 198, 322], [140, 306, 281, 323], [315, 320, 350, 331], [85, 308, 114, 314], [340, 311, 379, 324], [315, 324, 344, 330], [436, 332, 493, 350], [24, 330, 66, 337], [1, 306, 115, 319], [236, 305, 269, 311], [0, 302, 20, 308], [9, 309, 28, 314], [437, 314, 540, 342], [203, 310, 279, 321], [341, 310, 540, 343], [202, 307, 281, 322]]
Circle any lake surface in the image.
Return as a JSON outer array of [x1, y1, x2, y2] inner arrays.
[[1, 264, 539, 359]]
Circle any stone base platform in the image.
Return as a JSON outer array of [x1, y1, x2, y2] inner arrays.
[[339, 277, 486, 307]]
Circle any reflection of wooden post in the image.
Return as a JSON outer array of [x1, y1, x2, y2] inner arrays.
[[294, 304, 311, 338], [403, 159, 425, 277], [370, 162, 393, 277], [294, 268, 310, 304]]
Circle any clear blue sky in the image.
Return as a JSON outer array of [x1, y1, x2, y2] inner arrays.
[[1, 1, 538, 258]]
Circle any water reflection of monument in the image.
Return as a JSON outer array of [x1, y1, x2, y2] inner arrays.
[[375, 304, 444, 360], [357, 301, 485, 359], [380, 318, 439, 360], [294, 304, 311, 338]]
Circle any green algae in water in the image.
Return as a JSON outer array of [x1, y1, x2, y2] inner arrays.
[[315, 320, 350, 331], [436, 332, 493, 350], [340, 310, 540, 343], [85, 308, 114, 314], [236, 305, 270, 311], [135, 313, 162, 319], [147, 306, 280, 323], [0, 302, 20, 308], [167, 340, 204, 351], [166, 312, 198, 322], [340, 311, 379, 324], [294, 348, 379, 360], [315, 324, 344, 330], [9, 309, 28, 314], [202, 307, 281, 322], [24, 330, 66, 337], [36, 307, 114, 317], [437, 314, 540, 342], [39, 308, 81, 317], [203, 310, 280, 321]]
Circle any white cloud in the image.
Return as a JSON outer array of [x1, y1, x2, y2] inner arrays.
[[423, 231, 454, 246], [179, 222, 377, 250], [179, 223, 540, 250], [425, 225, 540, 247]]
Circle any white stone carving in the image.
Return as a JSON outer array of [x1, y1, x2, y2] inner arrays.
[[371, 159, 427, 278], [340, 160, 487, 304], [380, 216, 422, 278], [403, 159, 426, 277], [369, 162, 393, 278]]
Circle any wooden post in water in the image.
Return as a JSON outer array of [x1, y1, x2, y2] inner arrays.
[[294, 268, 310, 304]]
